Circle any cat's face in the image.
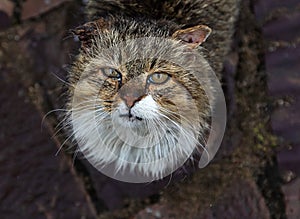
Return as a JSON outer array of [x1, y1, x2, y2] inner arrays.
[[91, 59, 202, 125], [67, 18, 213, 181]]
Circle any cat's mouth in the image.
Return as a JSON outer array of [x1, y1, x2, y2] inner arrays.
[[119, 113, 143, 121]]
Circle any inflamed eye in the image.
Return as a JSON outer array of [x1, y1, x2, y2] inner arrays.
[[100, 68, 122, 81], [148, 73, 170, 84]]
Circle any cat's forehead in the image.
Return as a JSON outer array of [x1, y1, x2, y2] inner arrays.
[[118, 59, 152, 80], [120, 58, 183, 77], [89, 33, 204, 78], [123, 59, 147, 71]]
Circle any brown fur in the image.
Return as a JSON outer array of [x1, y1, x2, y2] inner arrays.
[[64, 0, 241, 178], [86, 0, 241, 74]]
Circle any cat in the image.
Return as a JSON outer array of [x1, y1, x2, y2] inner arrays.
[[64, 0, 240, 182]]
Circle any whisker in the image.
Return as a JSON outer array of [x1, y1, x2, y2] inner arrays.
[[55, 131, 76, 156], [51, 119, 70, 139], [72, 148, 81, 166], [41, 109, 69, 131], [154, 111, 208, 159], [50, 71, 73, 87]]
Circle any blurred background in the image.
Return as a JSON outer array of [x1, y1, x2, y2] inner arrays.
[[0, 0, 299, 218]]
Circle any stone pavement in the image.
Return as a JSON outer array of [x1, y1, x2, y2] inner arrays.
[[255, 0, 300, 218]]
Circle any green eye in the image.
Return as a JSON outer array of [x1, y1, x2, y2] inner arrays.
[[148, 73, 170, 84], [100, 68, 122, 80]]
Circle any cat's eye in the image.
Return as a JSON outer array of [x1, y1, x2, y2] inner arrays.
[[100, 68, 122, 81], [148, 73, 170, 84]]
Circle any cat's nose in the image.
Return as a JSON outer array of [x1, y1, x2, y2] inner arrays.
[[121, 93, 147, 108], [119, 86, 145, 108], [122, 94, 137, 108]]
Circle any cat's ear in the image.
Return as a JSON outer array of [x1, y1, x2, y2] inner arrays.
[[72, 18, 109, 49], [172, 25, 212, 48]]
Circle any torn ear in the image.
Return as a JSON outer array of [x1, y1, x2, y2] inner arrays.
[[172, 25, 212, 48], [72, 18, 109, 49]]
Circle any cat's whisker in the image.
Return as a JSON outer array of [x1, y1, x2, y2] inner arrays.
[[157, 108, 210, 148], [155, 112, 204, 152], [72, 148, 81, 166], [71, 99, 105, 107], [55, 131, 76, 156], [148, 118, 186, 159], [50, 117, 70, 139], [69, 102, 107, 113], [41, 109, 69, 131], [50, 71, 73, 87], [158, 106, 199, 126], [70, 99, 113, 110]]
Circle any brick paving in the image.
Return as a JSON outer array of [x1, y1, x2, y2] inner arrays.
[[0, 69, 97, 218], [255, 0, 300, 218]]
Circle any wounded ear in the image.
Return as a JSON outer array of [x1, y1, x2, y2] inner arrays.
[[72, 18, 109, 49], [172, 25, 212, 48]]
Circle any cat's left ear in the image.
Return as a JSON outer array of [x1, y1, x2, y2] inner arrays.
[[172, 25, 212, 49], [72, 18, 109, 49]]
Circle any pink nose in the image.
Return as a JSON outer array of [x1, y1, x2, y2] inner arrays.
[[119, 82, 145, 108], [122, 95, 136, 108]]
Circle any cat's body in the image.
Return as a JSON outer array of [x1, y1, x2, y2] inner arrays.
[[65, 0, 240, 181]]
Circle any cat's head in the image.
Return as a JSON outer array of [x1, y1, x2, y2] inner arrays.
[[67, 17, 214, 181]]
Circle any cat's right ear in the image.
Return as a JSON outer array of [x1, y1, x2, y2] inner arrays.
[[172, 25, 212, 49], [71, 18, 108, 49]]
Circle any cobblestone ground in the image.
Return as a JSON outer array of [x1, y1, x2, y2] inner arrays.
[[254, 0, 300, 218]]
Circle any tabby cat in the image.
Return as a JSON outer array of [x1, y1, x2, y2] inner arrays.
[[65, 0, 240, 182]]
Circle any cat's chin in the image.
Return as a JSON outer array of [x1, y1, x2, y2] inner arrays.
[[70, 105, 200, 180]]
